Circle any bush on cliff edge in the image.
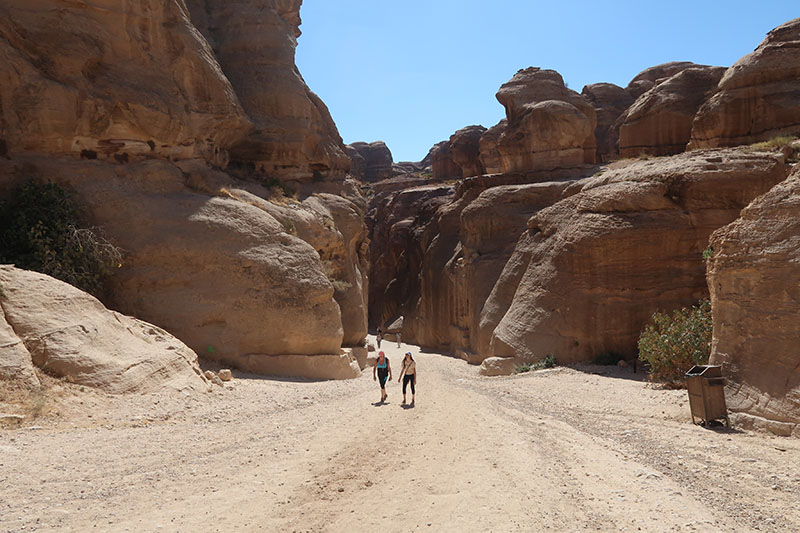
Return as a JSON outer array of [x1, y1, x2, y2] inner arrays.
[[0, 179, 122, 298], [637, 299, 712, 385]]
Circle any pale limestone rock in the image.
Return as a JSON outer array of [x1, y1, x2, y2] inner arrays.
[[0, 266, 207, 393], [218, 369, 233, 382]]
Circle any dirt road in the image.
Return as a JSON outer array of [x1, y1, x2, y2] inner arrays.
[[2, 338, 799, 532]]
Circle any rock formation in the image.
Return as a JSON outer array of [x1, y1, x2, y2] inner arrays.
[[0, 0, 251, 166], [0, 266, 207, 393], [478, 120, 506, 174], [618, 66, 726, 157], [482, 68, 597, 173], [625, 61, 699, 99], [581, 83, 635, 162], [430, 141, 462, 180], [690, 18, 800, 149], [430, 126, 487, 179], [187, 0, 350, 182], [346, 141, 394, 182], [707, 165, 800, 435], [0, 0, 368, 381], [482, 150, 786, 365]]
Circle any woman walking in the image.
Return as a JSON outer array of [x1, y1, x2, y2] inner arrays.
[[397, 351, 416, 405], [373, 351, 392, 403]]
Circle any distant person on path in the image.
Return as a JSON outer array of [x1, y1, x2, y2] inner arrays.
[[376, 327, 383, 349], [396, 332, 402, 348], [397, 351, 416, 405], [373, 350, 392, 403]]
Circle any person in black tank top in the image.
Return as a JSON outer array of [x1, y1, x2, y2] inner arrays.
[[373, 351, 392, 403]]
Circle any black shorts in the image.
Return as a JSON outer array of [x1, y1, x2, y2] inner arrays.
[[377, 368, 389, 388]]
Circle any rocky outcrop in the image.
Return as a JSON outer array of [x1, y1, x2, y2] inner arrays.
[[707, 166, 800, 435], [483, 68, 597, 173], [346, 141, 394, 182], [625, 61, 699, 99], [0, 0, 252, 166], [429, 126, 487, 180], [449, 126, 487, 178], [368, 169, 585, 359], [0, 155, 368, 380], [618, 66, 726, 158], [0, 266, 207, 393], [478, 120, 506, 174], [430, 141, 462, 180], [690, 18, 800, 149], [0, 297, 40, 389], [0, 0, 369, 381], [481, 149, 787, 365], [581, 83, 635, 162], [187, 0, 349, 181]]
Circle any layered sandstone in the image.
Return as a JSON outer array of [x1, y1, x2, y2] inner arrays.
[[690, 18, 800, 149], [618, 66, 726, 157], [581, 83, 635, 162], [0, 155, 367, 380], [433, 125, 487, 179], [483, 68, 597, 173], [0, 266, 207, 393], [368, 169, 586, 359], [625, 61, 699, 99], [707, 166, 800, 435], [0, 0, 369, 381], [0, 0, 252, 166], [187, 0, 350, 181], [346, 141, 394, 182], [481, 150, 787, 365]]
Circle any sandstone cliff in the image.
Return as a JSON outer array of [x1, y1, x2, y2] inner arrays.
[[346, 141, 394, 182], [0, 0, 368, 381], [690, 18, 800, 149], [707, 165, 800, 436], [482, 150, 786, 365], [618, 66, 726, 158], [481, 68, 597, 173]]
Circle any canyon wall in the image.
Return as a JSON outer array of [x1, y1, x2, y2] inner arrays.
[[707, 165, 800, 436], [0, 0, 367, 383]]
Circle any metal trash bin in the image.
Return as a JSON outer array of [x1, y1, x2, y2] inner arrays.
[[685, 365, 729, 427]]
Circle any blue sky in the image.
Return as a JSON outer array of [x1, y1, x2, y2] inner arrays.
[[296, 1, 797, 162]]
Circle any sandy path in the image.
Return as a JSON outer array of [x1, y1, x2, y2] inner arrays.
[[2, 338, 799, 532]]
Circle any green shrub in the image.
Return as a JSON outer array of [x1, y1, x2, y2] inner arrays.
[[0, 180, 122, 297], [637, 299, 712, 384], [514, 363, 532, 374], [702, 246, 714, 261], [533, 355, 558, 370]]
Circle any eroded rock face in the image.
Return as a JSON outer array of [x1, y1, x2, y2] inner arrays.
[[346, 141, 394, 182], [0, 0, 369, 381], [618, 66, 726, 158], [0, 0, 252, 166], [707, 166, 800, 434], [485, 68, 597, 173], [0, 266, 207, 393], [482, 149, 787, 364], [449, 126, 487, 179], [0, 300, 40, 389], [581, 83, 635, 162], [479, 120, 506, 174], [187, 0, 350, 181], [0, 156, 368, 379], [368, 170, 583, 359], [690, 18, 800, 149], [625, 61, 699, 99], [430, 141, 462, 180]]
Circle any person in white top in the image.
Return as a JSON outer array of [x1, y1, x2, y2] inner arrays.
[[397, 351, 416, 405]]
